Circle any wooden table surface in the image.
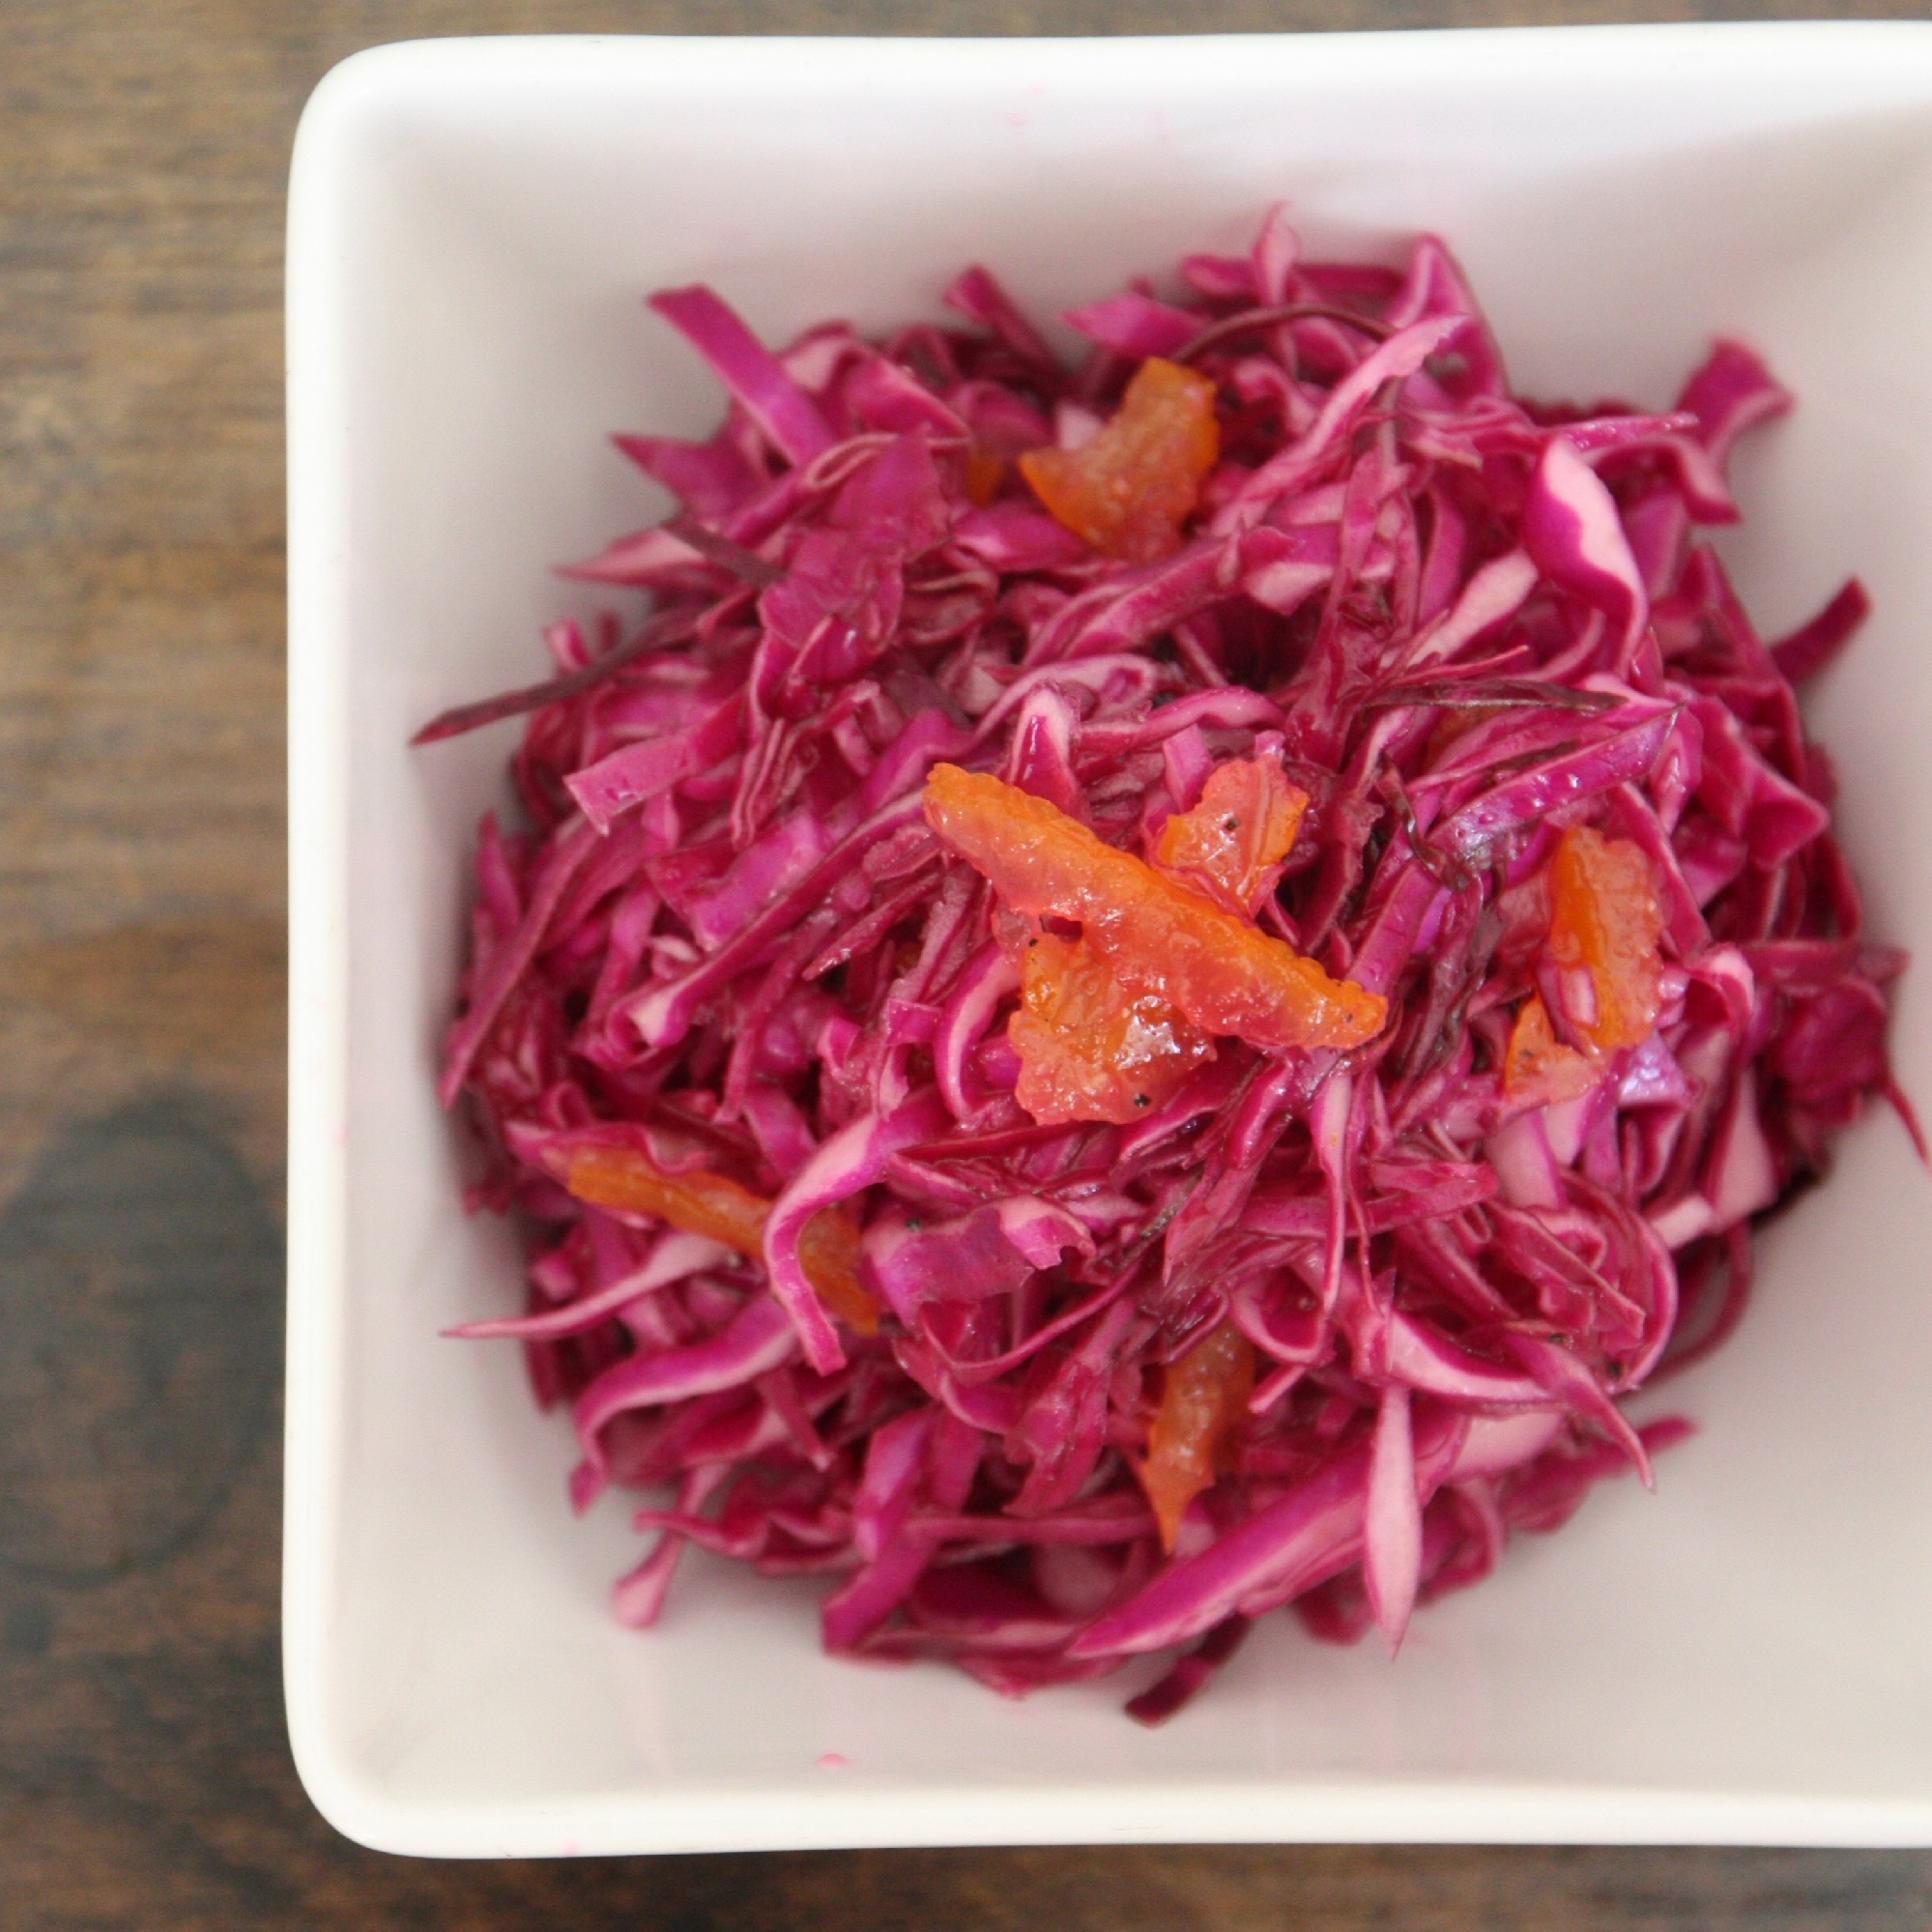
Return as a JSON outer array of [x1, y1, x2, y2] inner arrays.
[[6, 1, 1932, 1924]]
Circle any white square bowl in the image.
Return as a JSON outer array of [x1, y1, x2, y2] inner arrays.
[[286, 23, 1932, 1857]]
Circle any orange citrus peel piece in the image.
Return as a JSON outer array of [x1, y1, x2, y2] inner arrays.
[[564, 1143, 880, 1336], [1153, 756, 1309, 916], [1501, 993, 1600, 1107], [1010, 931, 1214, 1126], [1546, 824, 1666, 1054], [924, 764, 1386, 1053], [1141, 1323, 1256, 1551], [963, 446, 1006, 506], [1019, 357, 1220, 563]]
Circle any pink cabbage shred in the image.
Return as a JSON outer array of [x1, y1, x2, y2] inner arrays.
[[426, 211, 1912, 1722]]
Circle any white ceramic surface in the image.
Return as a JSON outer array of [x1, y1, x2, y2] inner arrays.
[[286, 24, 1932, 1857]]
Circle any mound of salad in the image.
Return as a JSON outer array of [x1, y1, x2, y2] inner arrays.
[[422, 210, 1914, 1722]]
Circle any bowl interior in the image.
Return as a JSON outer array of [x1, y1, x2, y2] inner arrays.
[[287, 25, 1932, 1854]]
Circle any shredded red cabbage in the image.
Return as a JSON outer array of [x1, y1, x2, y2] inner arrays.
[[427, 211, 1914, 1721]]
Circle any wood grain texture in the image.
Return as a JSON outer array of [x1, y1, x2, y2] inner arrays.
[[4, 0, 1932, 1925]]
